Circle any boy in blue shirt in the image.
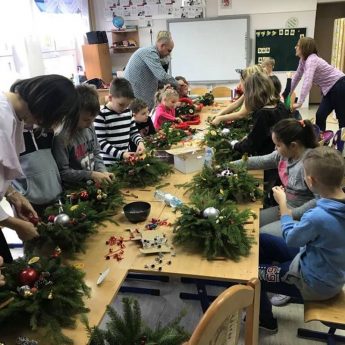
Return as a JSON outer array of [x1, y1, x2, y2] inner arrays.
[[259, 146, 345, 333]]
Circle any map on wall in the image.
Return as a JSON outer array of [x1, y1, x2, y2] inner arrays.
[[104, 0, 206, 21]]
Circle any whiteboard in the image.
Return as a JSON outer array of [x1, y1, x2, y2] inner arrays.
[[168, 16, 249, 83]]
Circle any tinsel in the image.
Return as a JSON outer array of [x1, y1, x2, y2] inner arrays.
[[84, 297, 189, 345], [178, 163, 262, 204], [173, 195, 256, 260], [109, 153, 173, 188], [0, 255, 90, 345]]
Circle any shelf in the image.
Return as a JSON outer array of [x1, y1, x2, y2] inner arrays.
[[112, 46, 139, 53], [111, 29, 138, 33]]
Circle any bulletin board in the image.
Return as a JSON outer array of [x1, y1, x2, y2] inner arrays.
[[255, 27, 307, 71]]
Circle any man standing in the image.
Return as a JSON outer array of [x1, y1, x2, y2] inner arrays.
[[124, 31, 178, 109]]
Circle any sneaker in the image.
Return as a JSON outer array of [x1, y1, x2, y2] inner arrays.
[[259, 317, 278, 334], [270, 294, 291, 306]]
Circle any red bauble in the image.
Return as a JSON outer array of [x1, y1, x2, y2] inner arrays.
[[47, 215, 56, 223], [79, 190, 89, 201], [19, 267, 39, 287]]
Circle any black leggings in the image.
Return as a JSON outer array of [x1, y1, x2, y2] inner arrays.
[[316, 76, 345, 131], [0, 229, 13, 263]]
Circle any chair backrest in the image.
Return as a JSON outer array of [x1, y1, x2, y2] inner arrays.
[[212, 86, 231, 98], [190, 87, 208, 96], [187, 278, 260, 345]]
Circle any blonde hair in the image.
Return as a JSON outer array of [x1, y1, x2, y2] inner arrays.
[[154, 85, 178, 106], [261, 57, 275, 69], [240, 64, 264, 81], [156, 31, 172, 44]]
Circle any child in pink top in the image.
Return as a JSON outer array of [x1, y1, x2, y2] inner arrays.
[[153, 88, 182, 130]]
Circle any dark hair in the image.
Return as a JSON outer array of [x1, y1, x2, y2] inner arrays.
[[109, 77, 134, 99], [269, 75, 282, 99], [304, 146, 345, 188], [272, 118, 318, 148], [76, 84, 99, 116], [130, 98, 148, 114], [298, 37, 318, 60], [175, 76, 189, 85], [10, 74, 79, 136]]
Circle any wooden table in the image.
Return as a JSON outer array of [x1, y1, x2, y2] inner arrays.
[[1, 101, 262, 345]]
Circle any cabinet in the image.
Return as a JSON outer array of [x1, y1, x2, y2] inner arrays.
[[111, 29, 139, 53], [82, 43, 112, 83]]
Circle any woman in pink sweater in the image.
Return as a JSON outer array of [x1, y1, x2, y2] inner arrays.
[[291, 37, 345, 131], [153, 88, 182, 130]]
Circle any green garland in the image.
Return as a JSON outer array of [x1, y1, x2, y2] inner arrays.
[[173, 195, 256, 260], [25, 180, 123, 257], [85, 297, 189, 345], [178, 163, 262, 204], [109, 153, 173, 188], [145, 122, 194, 150], [0, 255, 90, 345], [195, 92, 214, 106]]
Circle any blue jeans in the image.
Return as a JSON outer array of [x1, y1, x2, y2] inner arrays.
[[259, 233, 302, 320]]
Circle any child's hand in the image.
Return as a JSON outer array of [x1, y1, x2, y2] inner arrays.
[[286, 71, 294, 78], [91, 171, 114, 184], [136, 142, 145, 155], [123, 151, 136, 160], [175, 118, 183, 123], [291, 102, 301, 111], [272, 186, 287, 205], [0, 256, 5, 286]]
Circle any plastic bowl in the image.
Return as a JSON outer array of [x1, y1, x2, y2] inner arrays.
[[123, 201, 151, 223]]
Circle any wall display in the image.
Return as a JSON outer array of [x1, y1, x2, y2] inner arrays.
[[255, 27, 306, 71], [104, 0, 205, 21]]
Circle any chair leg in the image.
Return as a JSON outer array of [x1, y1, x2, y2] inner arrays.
[[297, 327, 345, 344]]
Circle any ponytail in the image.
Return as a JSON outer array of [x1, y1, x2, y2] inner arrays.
[[272, 118, 318, 148]]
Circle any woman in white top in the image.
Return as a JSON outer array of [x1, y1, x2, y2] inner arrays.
[[0, 74, 79, 262]]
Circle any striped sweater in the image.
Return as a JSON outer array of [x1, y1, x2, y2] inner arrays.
[[94, 106, 143, 165]]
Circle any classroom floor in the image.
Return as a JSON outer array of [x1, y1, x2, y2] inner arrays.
[[2, 105, 344, 343]]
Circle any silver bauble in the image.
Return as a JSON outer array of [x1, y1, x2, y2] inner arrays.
[[203, 207, 220, 218], [164, 193, 174, 205], [54, 213, 70, 226], [221, 128, 230, 135]]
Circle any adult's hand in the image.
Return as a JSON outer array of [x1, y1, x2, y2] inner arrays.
[[6, 190, 38, 221]]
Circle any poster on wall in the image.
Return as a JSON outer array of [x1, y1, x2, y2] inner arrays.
[[104, 0, 205, 20], [220, 0, 231, 8]]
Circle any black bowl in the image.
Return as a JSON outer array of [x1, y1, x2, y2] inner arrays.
[[123, 201, 151, 223]]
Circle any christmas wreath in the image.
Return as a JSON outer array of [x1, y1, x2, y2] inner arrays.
[[109, 153, 173, 188], [175, 98, 201, 125], [178, 163, 262, 204], [85, 297, 189, 345], [173, 195, 256, 260], [145, 122, 194, 150], [25, 181, 123, 257], [194, 92, 214, 106], [0, 254, 90, 345]]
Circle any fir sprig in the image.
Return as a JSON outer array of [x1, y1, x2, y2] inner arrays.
[[86, 298, 189, 345], [194, 92, 214, 106], [109, 153, 173, 188], [173, 195, 256, 260], [178, 163, 262, 204], [0, 256, 90, 345]]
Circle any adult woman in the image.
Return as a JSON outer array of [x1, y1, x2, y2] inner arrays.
[[291, 37, 345, 131], [0, 74, 79, 262]]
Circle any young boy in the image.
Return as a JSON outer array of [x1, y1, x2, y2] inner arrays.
[[94, 78, 145, 166], [52, 85, 114, 185], [258, 146, 345, 333]]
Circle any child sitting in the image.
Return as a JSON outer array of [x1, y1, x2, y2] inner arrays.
[[258, 146, 345, 333], [129, 98, 155, 152], [261, 56, 275, 76], [53, 85, 114, 185], [153, 87, 182, 130], [175, 76, 189, 98], [94, 78, 145, 165]]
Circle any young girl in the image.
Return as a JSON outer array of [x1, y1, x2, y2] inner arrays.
[[0, 74, 79, 262], [233, 118, 319, 237], [175, 76, 189, 98], [211, 64, 263, 126], [230, 72, 290, 156], [153, 87, 182, 130]]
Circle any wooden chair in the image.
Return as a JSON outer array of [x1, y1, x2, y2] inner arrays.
[[297, 290, 345, 344], [190, 87, 208, 96], [185, 278, 260, 345], [212, 86, 231, 97]]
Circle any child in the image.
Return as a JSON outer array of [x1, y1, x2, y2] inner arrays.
[[53, 84, 114, 185], [153, 87, 182, 130], [230, 72, 290, 156], [258, 146, 345, 332], [94, 78, 145, 165], [12, 127, 63, 215], [261, 56, 275, 76], [175, 76, 189, 98], [129, 98, 155, 152], [211, 64, 263, 126], [232, 118, 318, 237]]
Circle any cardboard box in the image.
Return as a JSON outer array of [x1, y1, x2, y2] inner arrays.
[[166, 146, 205, 174]]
